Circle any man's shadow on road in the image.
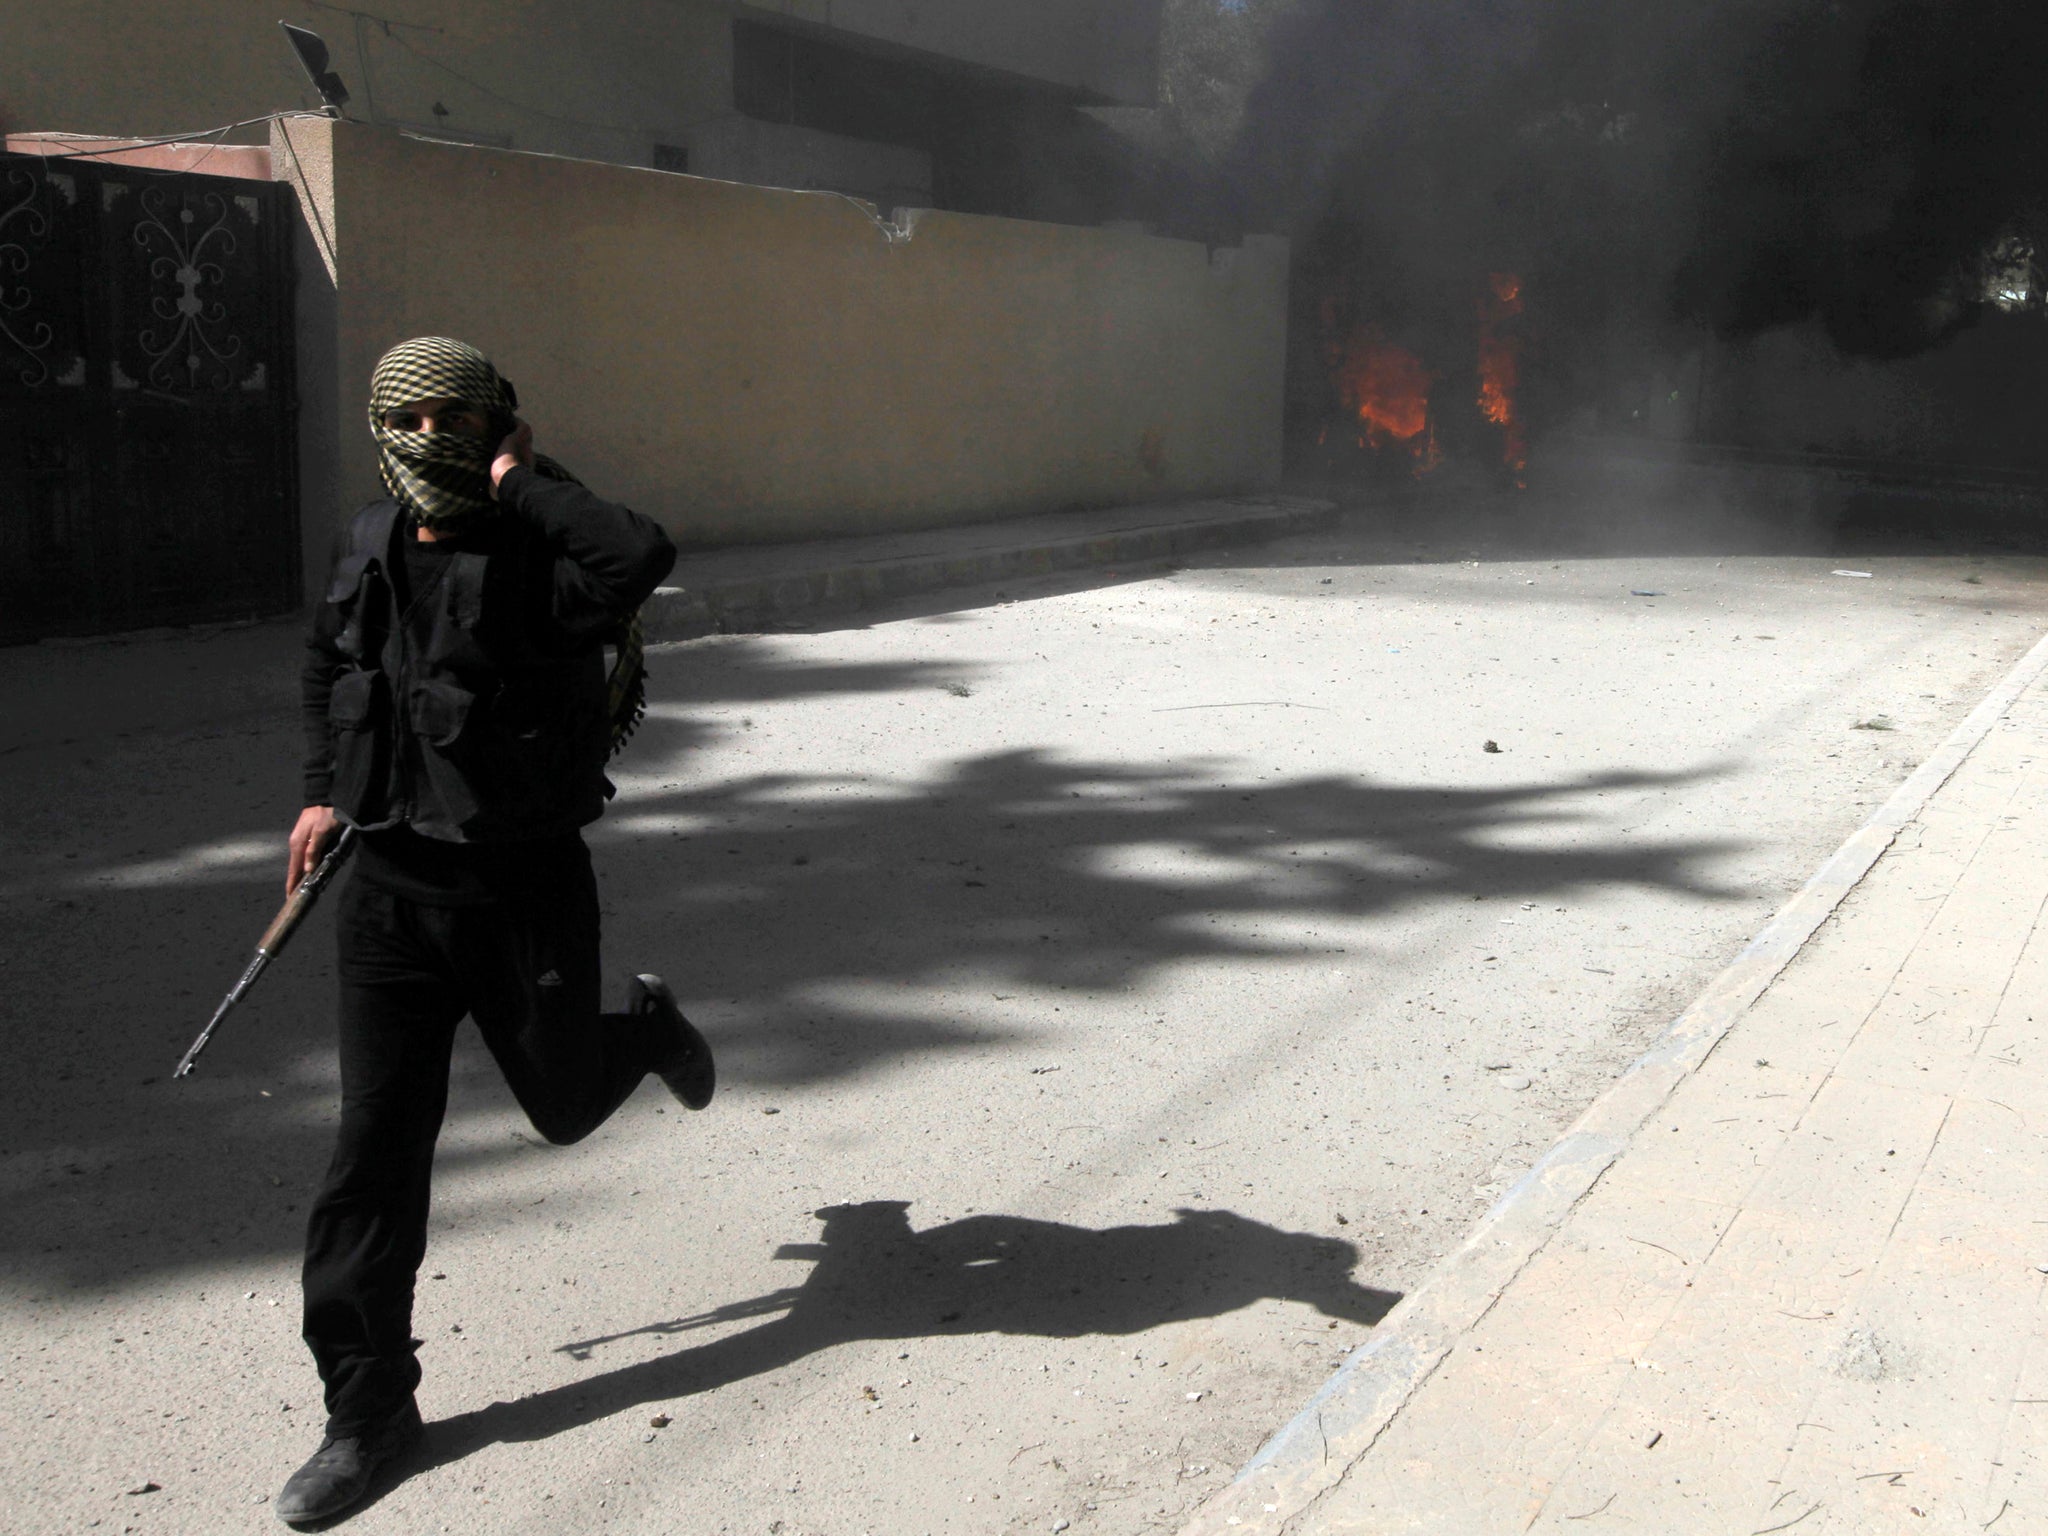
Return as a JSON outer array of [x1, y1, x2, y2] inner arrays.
[[414, 1201, 1399, 1473]]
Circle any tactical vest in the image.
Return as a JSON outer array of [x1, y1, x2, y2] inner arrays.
[[320, 501, 613, 843]]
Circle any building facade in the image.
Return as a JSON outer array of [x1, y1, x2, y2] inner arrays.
[[2, 0, 1162, 219], [1, 3, 1297, 645]]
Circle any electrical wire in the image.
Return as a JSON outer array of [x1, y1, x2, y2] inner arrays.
[[6, 112, 341, 279], [6, 112, 328, 163], [17, 2, 707, 159], [3, 111, 323, 245], [9, 9, 730, 178], [4, 109, 352, 278], [353, 12, 380, 124], [303, 0, 441, 37], [380, 26, 661, 136], [307, 0, 676, 138]]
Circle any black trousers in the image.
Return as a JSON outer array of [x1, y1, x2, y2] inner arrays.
[[301, 848, 654, 1435]]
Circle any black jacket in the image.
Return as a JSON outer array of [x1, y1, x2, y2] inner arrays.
[[301, 466, 675, 843]]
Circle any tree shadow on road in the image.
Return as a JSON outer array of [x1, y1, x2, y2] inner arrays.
[[416, 1201, 1399, 1471], [1, 640, 1743, 1295], [594, 734, 1741, 1086]]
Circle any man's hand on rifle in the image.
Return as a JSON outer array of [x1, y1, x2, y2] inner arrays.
[[289, 805, 340, 895]]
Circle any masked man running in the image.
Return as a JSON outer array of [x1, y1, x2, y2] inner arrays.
[[276, 336, 713, 1525]]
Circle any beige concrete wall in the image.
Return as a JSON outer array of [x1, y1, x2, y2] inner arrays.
[[277, 118, 1285, 575], [2, 0, 734, 166]]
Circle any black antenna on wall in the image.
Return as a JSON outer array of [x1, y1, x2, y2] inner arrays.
[[280, 21, 352, 116]]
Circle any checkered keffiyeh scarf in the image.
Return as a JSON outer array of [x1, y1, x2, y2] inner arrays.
[[369, 335, 508, 533], [367, 336, 648, 757]]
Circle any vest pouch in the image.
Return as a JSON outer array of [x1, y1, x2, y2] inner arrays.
[[328, 666, 380, 729], [326, 667, 389, 821], [457, 671, 601, 836], [409, 679, 483, 829], [408, 678, 475, 746], [324, 553, 380, 663]]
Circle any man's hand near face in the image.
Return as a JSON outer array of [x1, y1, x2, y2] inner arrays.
[[491, 419, 535, 496]]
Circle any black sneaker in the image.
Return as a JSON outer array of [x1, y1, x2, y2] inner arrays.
[[630, 973, 715, 1110], [275, 1395, 422, 1525]]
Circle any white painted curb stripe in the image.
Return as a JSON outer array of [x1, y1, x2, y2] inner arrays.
[[1178, 627, 2048, 1536]]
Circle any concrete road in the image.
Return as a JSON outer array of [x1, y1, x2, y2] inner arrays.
[[5, 501, 2045, 1535]]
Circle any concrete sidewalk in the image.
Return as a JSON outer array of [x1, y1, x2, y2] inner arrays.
[[1186, 633, 2048, 1535], [642, 492, 1336, 640]]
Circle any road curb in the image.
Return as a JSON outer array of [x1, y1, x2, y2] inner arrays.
[[639, 497, 1339, 642], [1178, 627, 2048, 1536]]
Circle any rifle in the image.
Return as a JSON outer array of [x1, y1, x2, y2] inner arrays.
[[172, 826, 358, 1079]]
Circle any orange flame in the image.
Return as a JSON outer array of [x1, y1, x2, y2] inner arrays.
[[1319, 275, 1530, 479], [1327, 324, 1439, 469], [1478, 272, 1527, 476]]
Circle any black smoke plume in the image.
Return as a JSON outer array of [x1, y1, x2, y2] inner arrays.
[[1224, 0, 2048, 362]]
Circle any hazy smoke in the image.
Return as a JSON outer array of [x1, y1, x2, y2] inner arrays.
[[1224, 0, 2048, 361], [1676, 1, 2048, 358]]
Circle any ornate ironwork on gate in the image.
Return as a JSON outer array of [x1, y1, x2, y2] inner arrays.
[[0, 151, 298, 644]]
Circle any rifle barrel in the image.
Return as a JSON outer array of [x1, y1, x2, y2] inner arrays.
[[173, 951, 270, 1079], [170, 827, 356, 1079]]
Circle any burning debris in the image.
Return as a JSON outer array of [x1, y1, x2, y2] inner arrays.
[[1320, 313, 1436, 465], [1476, 273, 1527, 479], [1311, 271, 1526, 483]]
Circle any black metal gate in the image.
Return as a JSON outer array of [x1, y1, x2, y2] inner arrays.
[[0, 151, 298, 645]]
